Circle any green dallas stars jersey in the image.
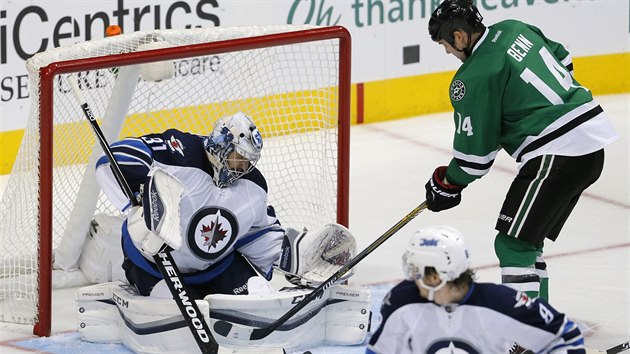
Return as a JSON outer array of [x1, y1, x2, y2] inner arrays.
[[444, 20, 617, 186]]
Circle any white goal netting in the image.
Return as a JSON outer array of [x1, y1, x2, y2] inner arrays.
[[0, 25, 349, 333]]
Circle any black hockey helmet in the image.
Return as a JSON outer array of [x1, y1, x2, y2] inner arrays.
[[428, 0, 484, 45]]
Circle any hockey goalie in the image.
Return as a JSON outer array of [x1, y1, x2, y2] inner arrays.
[[76, 112, 370, 353]]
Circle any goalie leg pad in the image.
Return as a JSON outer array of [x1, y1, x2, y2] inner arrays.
[[205, 282, 371, 350], [76, 282, 122, 343], [77, 281, 211, 354], [325, 285, 372, 345], [78, 214, 125, 284]]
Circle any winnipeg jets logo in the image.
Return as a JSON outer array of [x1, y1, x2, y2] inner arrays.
[[450, 80, 466, 101], [167, 135, 185, 156], [188, 207, 238, 260], [251, 128, 263, 151], [199, 217, 229, 250]]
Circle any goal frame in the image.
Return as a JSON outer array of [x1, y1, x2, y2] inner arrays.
[[34, 25, 351, 336]]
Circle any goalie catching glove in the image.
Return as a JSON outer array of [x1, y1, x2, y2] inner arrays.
[[127, 168, 184, 257], [275, 223, 357, 287]]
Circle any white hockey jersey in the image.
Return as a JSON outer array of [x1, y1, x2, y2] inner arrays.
[[367, 280, 585, 354], [95, 129, 284, 283]]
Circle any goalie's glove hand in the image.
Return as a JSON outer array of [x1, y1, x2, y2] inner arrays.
[[425, 166, 466, 212], [276, 224, 357, 288], [126, 206, 169, 257]]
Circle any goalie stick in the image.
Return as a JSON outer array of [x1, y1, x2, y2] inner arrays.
[[607, 340, 630, 354], [213, 201, 429, 340], [68, 76, 220, 354]]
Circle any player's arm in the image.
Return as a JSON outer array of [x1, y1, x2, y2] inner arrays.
[[519, 299, 585, 353], [425, 68, 503, 211], [231, 170, 283, 277], [235, 206, 286, 279], [95, 136, 155, 210], [445, 74, 503, 186], [495, 287, 586, 353]]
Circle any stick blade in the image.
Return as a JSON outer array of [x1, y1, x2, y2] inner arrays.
[[213, 320, 255, 340], [250, 327, 274, 341], [213, 320, 234, 337]]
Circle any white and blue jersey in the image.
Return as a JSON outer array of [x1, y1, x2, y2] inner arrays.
[[95, 129, 284, 284], [367, 280, 585, 354]]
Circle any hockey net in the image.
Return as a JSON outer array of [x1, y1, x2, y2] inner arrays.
[[0, 25, 350, 336]]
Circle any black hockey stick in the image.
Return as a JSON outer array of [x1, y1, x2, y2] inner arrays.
[[213, 201, 429, 340], [68, 76, 219, 354], [607, 341, 630, 354]]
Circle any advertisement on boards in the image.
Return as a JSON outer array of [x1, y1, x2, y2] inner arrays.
[[0, 0, 628, 132]]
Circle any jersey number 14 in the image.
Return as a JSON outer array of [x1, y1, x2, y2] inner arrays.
[[456, 112, 473, 137], [519, 47, 589, 105]]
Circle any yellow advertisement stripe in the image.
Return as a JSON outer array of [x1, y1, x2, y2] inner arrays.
[[0, 130, 25, 174], [1, 88, 338, 174], [572, 52, 630, 95], [361, 71, 454, 124]]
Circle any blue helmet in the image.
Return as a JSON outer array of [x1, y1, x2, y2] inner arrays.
[[204, 112, 263, 188]]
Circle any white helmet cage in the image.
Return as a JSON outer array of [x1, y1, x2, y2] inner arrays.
[[204, 112, 263, 188], [402, 225, 471, 283]]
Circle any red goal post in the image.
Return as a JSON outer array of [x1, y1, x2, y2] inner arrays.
[[0, 25, 351, 336]]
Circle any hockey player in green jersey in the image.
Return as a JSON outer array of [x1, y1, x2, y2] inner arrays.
[[423, 0, 618, 301]]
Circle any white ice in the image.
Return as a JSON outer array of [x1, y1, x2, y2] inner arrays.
[[0, 93, 628, 353]]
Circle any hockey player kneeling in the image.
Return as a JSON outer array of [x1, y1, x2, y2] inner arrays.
[[77, 224, 370, 353], [76, 113, 369, 353]]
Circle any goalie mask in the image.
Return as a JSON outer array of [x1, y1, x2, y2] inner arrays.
[[204, 112, 263, 188], [402, 225, 470, 300]]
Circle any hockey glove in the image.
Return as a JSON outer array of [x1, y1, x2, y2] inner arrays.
[[425, 166, 466, 212], [126, 206, 169, 256], [276, 224, 357, 288]]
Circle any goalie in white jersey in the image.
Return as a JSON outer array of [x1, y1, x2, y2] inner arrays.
[[93, 112, 350, 298], [80, 112, 368, 352], [367, 226, 585, 354]]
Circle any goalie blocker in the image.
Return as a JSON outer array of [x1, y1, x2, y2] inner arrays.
[[76, 278, 371, 353]]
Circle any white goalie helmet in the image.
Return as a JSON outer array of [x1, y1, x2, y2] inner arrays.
[[204, 112, 263, 188], [402, 225, 471, 283]]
